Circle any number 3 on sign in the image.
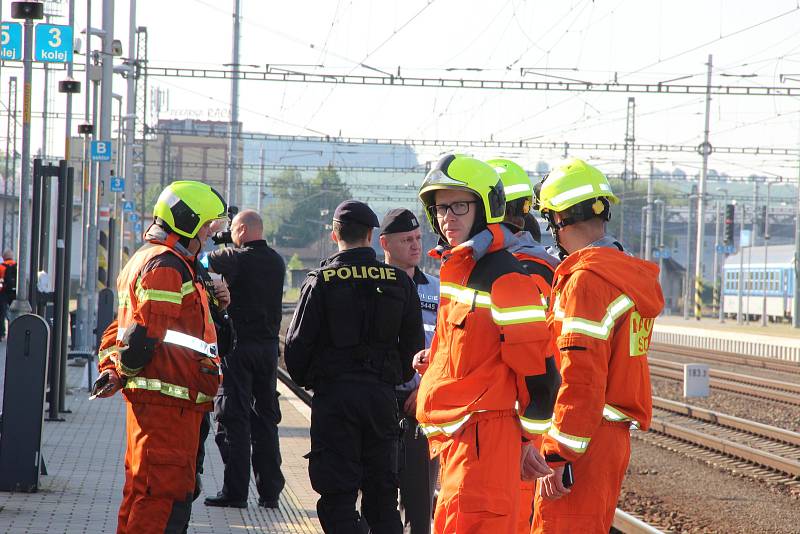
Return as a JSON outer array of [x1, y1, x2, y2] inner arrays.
[[48, 27, 61, 48]]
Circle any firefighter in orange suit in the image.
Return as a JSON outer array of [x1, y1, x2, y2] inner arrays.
[[94, 181, 228, 534], [415, 154, 560, 534], [486, 158, 561, 534], [530, 160, 664, 533]]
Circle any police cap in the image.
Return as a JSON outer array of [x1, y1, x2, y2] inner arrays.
[[379, 208, 420, 236], [333, 200, 380, 228]]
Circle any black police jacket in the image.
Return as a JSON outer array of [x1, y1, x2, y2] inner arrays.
[[208, 239, 285, 341], [284, 246, 424, 389]]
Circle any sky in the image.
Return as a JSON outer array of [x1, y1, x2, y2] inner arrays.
[[6, 0, 800, 183]]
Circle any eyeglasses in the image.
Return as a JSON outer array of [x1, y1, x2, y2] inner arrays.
[[430, 201, 478, 218]]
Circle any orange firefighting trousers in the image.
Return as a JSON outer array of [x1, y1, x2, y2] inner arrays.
[[433, 412, 521, 534], [117, 402, 203, 534], [517, 480, 535, 533], [531, 420, 631, 534]]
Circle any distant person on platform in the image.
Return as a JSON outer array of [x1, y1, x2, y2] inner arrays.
[[0, 249, 16, 340], [204, 209, 286, 509], [379, 208, 439, 534]]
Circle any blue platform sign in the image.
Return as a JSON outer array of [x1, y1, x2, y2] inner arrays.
[[110, 176, 125, 193], [122, 200, 135, 212], [129, 212, 139, 223], [91, 140, 112, 161], [1, 22, 22, 61], [725, 244, 735, 254], [653, 250, 660, 259], [34, 24, 73, 63], [134, 221, 143, 233], [662, 249, 671, 259]]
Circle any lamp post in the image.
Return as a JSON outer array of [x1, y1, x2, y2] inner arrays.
[[8, 1, 45, 320], [654, 198, 665, 287], [762, 181, 774, 327], [684, 188, 698, 320], [716, 188, 728, 322]]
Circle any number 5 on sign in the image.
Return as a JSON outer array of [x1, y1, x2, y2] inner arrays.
[[1, 22, 22, 61]]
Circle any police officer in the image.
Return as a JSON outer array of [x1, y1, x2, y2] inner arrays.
[[378, 208, 438, 534], [285, 200, 425, 534], [204, 209, 286, 509]]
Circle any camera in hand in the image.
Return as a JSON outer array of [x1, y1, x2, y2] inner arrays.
[[211, 205, 240, 245], [211, 230, 233, 245]]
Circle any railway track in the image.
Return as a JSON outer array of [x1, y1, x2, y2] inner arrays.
[[650, 342, 800, 376], [649, 359, 800, 406], [649, 396, 800, 481]]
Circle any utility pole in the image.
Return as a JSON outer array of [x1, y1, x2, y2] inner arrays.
[[620, 97, 635, 243], [226, 0, 241, 207], [694, 55, 713, 321], [258, 146, 265, 215], [746, 181, 758, 324], [94, 0, 115, 297], [737, 199, 745, 325], [684, 187, 696, 320], [123, 0, 137, 257], [795, 118, 800, 327], [3, 77, 16, 250], [645, 160, 654, 260], [712, 199, 721, 316], [9, 2, 45, 319], [761, 182, 771, 327]]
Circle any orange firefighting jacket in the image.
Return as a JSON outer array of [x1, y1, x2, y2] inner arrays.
[[508, 230, 562, 439], [416, 224, 556, 448], [542, 238, 664, 464], [97, 231, 220, 411]]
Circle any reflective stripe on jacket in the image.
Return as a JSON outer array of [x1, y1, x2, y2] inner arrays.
[[542, 241, 664, 462], [509, 237, 561, 437], [416, 224, 555, 446], [97, 239, 220, 411]]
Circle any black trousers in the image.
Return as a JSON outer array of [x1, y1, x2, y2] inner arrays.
[[309, 380, 402, 534], [214, 338, 285, 501], [0, 294, 8, 338], [398, 414, 437, 534]]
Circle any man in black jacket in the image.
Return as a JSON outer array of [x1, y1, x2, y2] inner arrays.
[[285, 200, 424, 534], [204, 209, 286, 509]]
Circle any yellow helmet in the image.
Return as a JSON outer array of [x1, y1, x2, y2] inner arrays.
[[152, 181, 227, 239], [536, 159, 618, 214], [418, 154, 505, 238]]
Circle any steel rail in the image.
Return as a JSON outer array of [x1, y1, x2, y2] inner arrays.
[[650, 343, 800, 375], [653, 396, 800, 446], [648, 418, 800, 477], [649, 365, 800, 406], [649, 358, 800, 394]]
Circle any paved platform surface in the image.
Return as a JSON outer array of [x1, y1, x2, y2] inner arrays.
[[0, 343, 323, 533], [657, 315, 800, 341]]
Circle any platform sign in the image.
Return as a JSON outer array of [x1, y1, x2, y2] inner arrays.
[[683, 363, 710, 398], [740, 229, 751, 248], [128, 212, 139, 223], [34, 24, 73, 63], [109, 176, 124, 193], [1, 22, 22, 61], [134, 221, 143, 233], [725, 244, 735, 254], [91, 141, 112, 161], [653, 250, 660, 259], [122, 200, 135, 212], [662, 249, 671, 259]]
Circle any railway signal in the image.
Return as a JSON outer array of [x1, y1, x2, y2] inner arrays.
[[724, 203, 735, 246]]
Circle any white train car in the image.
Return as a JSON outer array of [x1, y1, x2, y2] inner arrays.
[[722, 244, 795, 322]]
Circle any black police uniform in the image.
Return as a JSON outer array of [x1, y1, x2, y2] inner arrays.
[[206, 239, 286, 506], [285, 201, 424, 534]]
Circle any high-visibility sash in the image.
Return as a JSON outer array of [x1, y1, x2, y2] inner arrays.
[[113, 241, 219, 406]]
